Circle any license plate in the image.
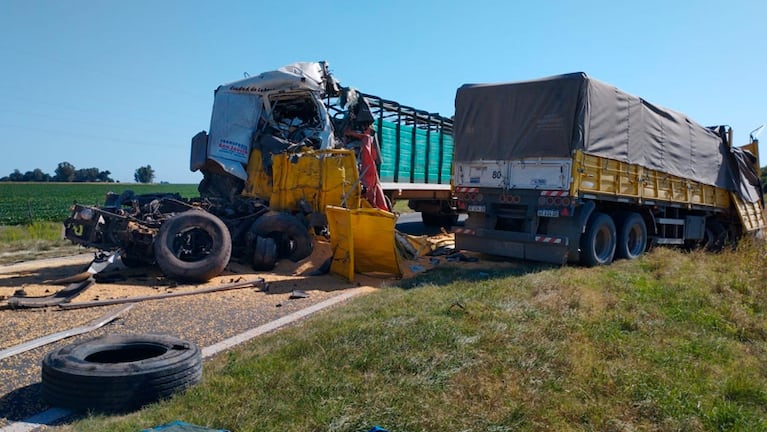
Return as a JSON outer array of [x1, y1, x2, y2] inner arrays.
[[537, 209, 560, 217], [467, 205, 486, 213]]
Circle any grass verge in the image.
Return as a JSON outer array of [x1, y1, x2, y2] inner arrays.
[[58, 240, 767, 431], [0, 222, 84, 265]]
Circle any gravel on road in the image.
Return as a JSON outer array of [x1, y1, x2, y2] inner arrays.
[[0, 240, 385, 425]]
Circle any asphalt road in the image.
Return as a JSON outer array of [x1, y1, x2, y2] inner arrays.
[[395, 212, 466, 236], [0, 261, 371, 425], [0, 214, 445, 426]]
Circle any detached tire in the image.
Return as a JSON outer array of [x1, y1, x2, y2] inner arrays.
[[41, 334, 202, 413], [248, 211, 313, 262], [251, 236, 278, 271], [580, 212, 616, 267], [153, 211, 232, 282]]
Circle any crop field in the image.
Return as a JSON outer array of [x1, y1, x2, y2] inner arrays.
[[0, 183, 200, 225]]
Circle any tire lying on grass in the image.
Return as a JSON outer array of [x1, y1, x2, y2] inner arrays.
[[153, 210, 232, 282], [41, 334, 202, 413]]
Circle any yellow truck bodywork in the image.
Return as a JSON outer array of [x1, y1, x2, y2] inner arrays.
[[242, 148, 362, 214], [572, 149, 766, 232]]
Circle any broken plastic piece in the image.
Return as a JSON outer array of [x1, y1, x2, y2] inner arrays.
[[141, 420, 230, 432], [289, 290, 309, 299]]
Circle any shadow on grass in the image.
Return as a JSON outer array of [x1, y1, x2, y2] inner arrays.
[[395, 256, 557, 290]]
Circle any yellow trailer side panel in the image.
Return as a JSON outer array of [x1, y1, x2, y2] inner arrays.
[[573, 150, 730, 209]]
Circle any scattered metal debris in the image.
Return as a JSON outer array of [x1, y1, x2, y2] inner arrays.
[[0, 304, 134, 361], [5, 278, 95, 309], [58, 278, 266, 310], [289, 290, 308, 299]]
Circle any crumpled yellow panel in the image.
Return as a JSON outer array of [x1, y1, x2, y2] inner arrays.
[[243, 148, 273, 198], [326, 206, 355, 282], [395, 230, 455, 260], [326, 206, 400, 281], [243, 149, 361, 214]]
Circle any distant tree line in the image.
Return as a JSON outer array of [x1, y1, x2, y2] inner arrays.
[[1, 162, 114, 183], [762, 165, 767, 193], [0, 162, 159, 183]]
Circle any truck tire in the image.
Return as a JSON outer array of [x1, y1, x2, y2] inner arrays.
[[252, 236, 278, 271], [580, 212, 616, 267], [153, 211, 232, 282], [248, 212, 313, 262], [41, 334, 202, 413], [703, 220, 727, 252], [422, 212, 459, 228], [120, 251, 148, 268], [615, 212, 647, 260]]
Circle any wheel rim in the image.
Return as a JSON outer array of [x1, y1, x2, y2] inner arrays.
[[171, 227, 214, 262], [594, 225, 612, 261], [626, 223, 644, 256]]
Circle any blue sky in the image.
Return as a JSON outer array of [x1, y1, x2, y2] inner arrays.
[[1, 0, 765, 183]]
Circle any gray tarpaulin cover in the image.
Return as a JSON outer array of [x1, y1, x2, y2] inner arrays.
[[454, 73, 761, 202]]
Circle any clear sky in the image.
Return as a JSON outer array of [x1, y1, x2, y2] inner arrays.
[[1, 0, 765, 183]]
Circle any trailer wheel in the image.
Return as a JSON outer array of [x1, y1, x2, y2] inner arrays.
[[422, 212, 459, 228], [248, 212, 313, 262], [580, 212, 616, 266], [41, 334, 202, 413], [153, 211, 232, 282], [703, 221, 728, 252], [615, 212, 647, 260], [252, 236, 278, 271]]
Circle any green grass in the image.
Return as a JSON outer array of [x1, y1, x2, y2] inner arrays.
[[61, 240, 767, 432], [391, 200, 412, 213], [0, 183, 200, 225], [0, 221, 85, 264], [0, 183, 199, 262]]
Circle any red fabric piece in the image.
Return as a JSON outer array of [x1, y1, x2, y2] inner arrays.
[[346, 129, 389, 211]]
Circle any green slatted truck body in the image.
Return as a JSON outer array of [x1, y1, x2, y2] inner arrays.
[[363, 94, 458, 227]]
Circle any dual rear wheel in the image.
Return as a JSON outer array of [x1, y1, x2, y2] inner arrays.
[[580, 211, 647, 267]]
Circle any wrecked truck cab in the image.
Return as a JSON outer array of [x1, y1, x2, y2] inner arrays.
[[64, 63, 350, 282], [191, 61, 341, 193]]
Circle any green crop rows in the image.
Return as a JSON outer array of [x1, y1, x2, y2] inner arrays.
[[0, 183, 200, 225]]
